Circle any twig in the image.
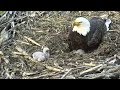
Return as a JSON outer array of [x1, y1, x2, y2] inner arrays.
[[0, 51, 3, 56], [83, 62, 96, 67], [15, 46, 28, 56], [22, 70, 66, 79], [0, 26, 9, 45], [82, 73, 106, 79], [79, 64, 103, 76], [15, 46, 38, 63], [13, 51, 25, 55], [24, 36, 41, 47], [36, 11, 45, 16], [11, 21, 16, 38], [78, 64, 120, 79], [8, 21, 26, 31], [82, 68, 120, 79], [45, 64, 63, 72], [4, 67, 13, 79], [60, 65, 88, 79], [2, 57, 9, 64], [22, 72, 39, 77], [108, 30, 120, 33], [0, 11, 8, 21], [22, 72, 57, 79], [61, 68, 72, 79], [16, 40, 31, 45], [0, 16, 27, 27]]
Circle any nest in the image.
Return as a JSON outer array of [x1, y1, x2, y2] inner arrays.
[[0, 11, 120, 79]]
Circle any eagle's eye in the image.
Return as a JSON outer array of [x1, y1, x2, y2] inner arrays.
[[79, 21, 82, 23], [73, 21, 81, 27]]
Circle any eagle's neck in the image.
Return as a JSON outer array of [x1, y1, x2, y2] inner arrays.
[[72, 26, 90, 36]]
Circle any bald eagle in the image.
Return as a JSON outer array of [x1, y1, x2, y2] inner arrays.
[[68, 17, 111, 53]]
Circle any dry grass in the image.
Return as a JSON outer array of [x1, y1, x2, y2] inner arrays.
[[0, 11, 120, 79]]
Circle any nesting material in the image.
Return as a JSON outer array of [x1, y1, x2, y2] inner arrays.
[[100, 14, 109, 19], [73, 49, 85, 55], [32, 47, 50, 61]]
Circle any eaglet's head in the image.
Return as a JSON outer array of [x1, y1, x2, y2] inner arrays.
[[42, 46, 50, 53], [72, 17, 90, 36]]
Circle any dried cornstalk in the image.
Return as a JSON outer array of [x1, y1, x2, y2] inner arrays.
[[24, 36, 41, 46], [45, 64, 63, 72], [79, 64, 103, 76]]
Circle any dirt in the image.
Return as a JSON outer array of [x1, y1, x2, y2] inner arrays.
[[0, 11, 120, 79]]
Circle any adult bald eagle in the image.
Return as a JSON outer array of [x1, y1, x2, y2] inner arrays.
[[68, 17, 111, 53]]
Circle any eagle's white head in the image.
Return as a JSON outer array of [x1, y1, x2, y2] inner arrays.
[[72, 17, 90, 36]]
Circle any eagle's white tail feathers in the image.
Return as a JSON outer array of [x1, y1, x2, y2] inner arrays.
[[100, 14, 111, 31], [105, 19, 111, 31]]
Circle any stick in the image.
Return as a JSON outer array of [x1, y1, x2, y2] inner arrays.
[[23, 70, 66, 79], [15, 46, 38, 63], [36, 11, 45, 16], [16, 40, 31, 45], [0, 16, 27, 27], [61, 68, 72, 79], [8, 21, 26, 31], [22, 72, 39, 77], [22, 72, 56, 79], [108, 30, 120, 33], [0, 11, 8, 21], [15, 46, 28, 56], [45, 65, 63, 72], [60, 65, 88, 79], [79, 64, 103, 76], [24, 36, 41, 46]]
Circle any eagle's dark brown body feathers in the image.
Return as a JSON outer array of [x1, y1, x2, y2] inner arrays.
[[68, 30, 87, 52]]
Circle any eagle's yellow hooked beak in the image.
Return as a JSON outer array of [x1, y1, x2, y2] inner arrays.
[[72, 21, 82, 27]]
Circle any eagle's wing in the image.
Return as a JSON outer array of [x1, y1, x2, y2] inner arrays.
[[88, 17, 107, 48], [87, 29, 103, 47]]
